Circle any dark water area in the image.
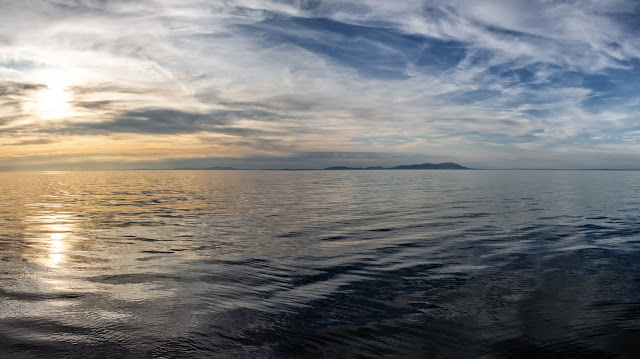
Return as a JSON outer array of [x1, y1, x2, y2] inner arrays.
[[0, 170, 638, 358]]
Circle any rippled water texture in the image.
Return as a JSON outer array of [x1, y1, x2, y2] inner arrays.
[[0, 170, 639, 358]]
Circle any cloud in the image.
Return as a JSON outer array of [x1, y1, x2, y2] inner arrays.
[[0, 81, 46, 126], [87, 108, 229, 134], [10, 138, 54, 146], [52, 107, 285, 136], [0, 81, 46, 96]]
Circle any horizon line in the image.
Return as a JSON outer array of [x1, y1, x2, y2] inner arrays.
[[4, 168, 640, 172]]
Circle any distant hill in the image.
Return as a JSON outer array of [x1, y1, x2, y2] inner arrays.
[[166, 162, 468, 171], [173, 166, 236, 170], [324, 166, 353, 170], [324, 162, 468, 170], [391, 162, 468, 170]]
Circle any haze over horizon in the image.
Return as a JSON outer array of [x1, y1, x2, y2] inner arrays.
[[3, 0, 640, 170]]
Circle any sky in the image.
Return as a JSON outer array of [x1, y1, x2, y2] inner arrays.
[[2, 0, 640, 170]]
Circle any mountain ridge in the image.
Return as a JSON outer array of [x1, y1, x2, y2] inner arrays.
[[324, 162, 469, 170]]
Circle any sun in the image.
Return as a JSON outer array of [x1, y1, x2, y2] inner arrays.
[[34, 72, 73, 119]]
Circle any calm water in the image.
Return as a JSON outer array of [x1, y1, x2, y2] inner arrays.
[[0, 170, 638, 358]]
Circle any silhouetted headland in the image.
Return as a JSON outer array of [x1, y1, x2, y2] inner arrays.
[[173, 166, 236, 170], [324, 162, 469, 170], [163, 162, 469, 171]]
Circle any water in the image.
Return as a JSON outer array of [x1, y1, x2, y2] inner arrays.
[[0, 170, 638, 358]]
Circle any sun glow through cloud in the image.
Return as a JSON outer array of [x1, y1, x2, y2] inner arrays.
[[34, 73, 72, 119]]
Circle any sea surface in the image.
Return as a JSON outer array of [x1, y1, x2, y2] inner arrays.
[[0, 170, 638, 358]]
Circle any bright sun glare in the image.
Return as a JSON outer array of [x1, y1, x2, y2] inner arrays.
[[35, 72, 72, 119]]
